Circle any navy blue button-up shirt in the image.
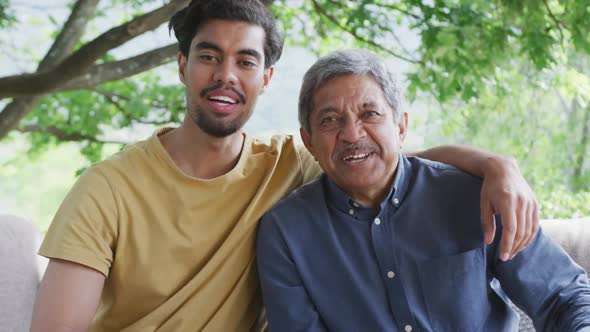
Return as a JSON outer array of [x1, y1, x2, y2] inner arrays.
[[257, 155, 590, 331]]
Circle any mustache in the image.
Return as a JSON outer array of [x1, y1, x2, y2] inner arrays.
[[334, 142, 379, 161], [199, 83, 246, 104]]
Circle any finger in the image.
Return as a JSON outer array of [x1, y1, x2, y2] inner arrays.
[[521, 199, 535, 249], [499, 210, 517, 261], [528, 201, 540, 247], [510, 197, 528, 258], [480, 194, 495, 244]]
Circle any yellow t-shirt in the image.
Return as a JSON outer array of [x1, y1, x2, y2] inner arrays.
[[39, 129, 321, 331]]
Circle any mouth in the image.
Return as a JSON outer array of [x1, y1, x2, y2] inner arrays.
[[341, 151, 374, 163], [208, 95, 239, 105]]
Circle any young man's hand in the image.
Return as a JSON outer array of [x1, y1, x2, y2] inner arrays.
[[481, 155, 539, 261]]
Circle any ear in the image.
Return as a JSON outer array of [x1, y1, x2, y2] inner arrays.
[[177, 52, 187, 85], [398, 112, 409, 142], [259, 66, 275, 95], [300, 127, 316, 158]]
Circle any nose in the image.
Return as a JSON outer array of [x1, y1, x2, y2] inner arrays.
[[338, 116, 366, 143], [213, 61, 237, 85]]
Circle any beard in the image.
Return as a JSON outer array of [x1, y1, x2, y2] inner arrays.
[[188, 105, 253, 138]]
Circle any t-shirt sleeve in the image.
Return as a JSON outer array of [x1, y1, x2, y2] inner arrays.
[[39, 166, 118, 277], [295, 145, 323, 184]]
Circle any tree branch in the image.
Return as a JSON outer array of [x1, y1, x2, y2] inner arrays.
[[0, 0, 101, 139], [17, 124, 127, 145], [59, 44, 178, 91], [310, 0, 421, 64], [373, 2, 422, 22], [39, 0, 101, 70], [543, 0, 566, 45], [0, 0, 189, 98]]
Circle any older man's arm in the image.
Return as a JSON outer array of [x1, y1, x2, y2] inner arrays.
[[411, 145, 538, 261], [490, 226, 590, 331], [256, 212, 328, 332]]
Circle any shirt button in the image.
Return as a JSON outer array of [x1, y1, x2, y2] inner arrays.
[[387, 271, 395, 278], [404, 325, 412, 332], [393, 198, 400, 205], [348, 209, 354, 215], [374, 218, 381, 225]]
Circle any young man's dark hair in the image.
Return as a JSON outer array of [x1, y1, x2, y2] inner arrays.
[[169, 0, 283, 69]]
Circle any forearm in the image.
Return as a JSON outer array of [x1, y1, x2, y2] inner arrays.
[[494, 231, 590, 330], [410, 145, 515, 178], [553, 283, 590, 331]]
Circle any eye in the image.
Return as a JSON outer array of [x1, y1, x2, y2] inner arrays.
[[239, 60, 257, 68], [319, 115, 341, 129], [198, 54, 217, 62], [361, 110, 382, 122], [320, 116, 337, 125]]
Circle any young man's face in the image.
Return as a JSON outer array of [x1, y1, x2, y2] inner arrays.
[[178, 19, 274, 137], [301, 74, 407, 206]]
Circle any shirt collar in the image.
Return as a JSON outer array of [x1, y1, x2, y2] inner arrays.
[[323, 153, 411, 219]]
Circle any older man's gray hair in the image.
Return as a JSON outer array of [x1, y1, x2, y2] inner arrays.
[[298, 49, 402, 133]]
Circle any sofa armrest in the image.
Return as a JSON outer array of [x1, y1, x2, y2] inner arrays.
[[0, 214, 43, 331], [541, 218, 590, 272]]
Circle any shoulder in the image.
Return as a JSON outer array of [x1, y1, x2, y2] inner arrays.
[[248, 134, 322, 184], [408, 156, 483, 188], [258, 177, 326, 233], [99, 137, 152, 168], [250, 134, 297, 155], [87, 135, 159, 184]]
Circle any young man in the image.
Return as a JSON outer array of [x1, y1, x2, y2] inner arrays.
[[32, 1, 538, 331], [257, 49, 590, 332]]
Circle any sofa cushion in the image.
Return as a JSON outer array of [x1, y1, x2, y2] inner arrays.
[[541, 218, 590, 272], [0, 215, 42, 332]]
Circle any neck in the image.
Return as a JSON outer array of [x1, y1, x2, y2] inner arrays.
[[348, 170, 398, 209], [349, 187, 388, 209], [160, 119, 245, 179]]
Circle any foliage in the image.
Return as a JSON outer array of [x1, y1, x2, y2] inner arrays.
[[22, 69, 185, 162], [0, 0, 15, 28], [422, 51, 590, 218], [274, 0, 590, 102]]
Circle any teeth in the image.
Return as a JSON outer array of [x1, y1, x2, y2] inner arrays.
[[209, 96, 237, 104], [343, 153, 370, 161]]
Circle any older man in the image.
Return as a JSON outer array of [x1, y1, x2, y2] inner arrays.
[[257, 49, 590, 332]]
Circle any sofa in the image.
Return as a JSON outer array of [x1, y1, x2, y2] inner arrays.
[[1, 214, 589, 331]]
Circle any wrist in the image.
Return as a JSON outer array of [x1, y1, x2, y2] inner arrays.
[[482, 154, 518, 178]]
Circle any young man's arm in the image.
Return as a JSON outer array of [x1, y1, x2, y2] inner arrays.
[[411, 145, 539, 261], [31, 259, 105, 332], [257, 212, 328, 332], [32, 166, 117, 332]]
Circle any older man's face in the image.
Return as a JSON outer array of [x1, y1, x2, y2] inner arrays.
[[301, 74, 407, 207]]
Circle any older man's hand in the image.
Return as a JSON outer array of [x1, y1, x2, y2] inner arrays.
[[480, 155, 539, 261]]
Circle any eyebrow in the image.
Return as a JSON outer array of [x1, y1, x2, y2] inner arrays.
[[194, 42, 263, 63], [195, 41, 222, 53], [362, 101, 378, 109], [316, 107, 338, 118]]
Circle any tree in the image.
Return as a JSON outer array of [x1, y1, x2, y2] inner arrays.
[[420, 49, 590, 218], [1, 0, 590, 163]]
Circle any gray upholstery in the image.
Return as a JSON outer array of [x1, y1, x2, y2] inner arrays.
[[516, 218, 590, 332], [0, 215, 42, 332]]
